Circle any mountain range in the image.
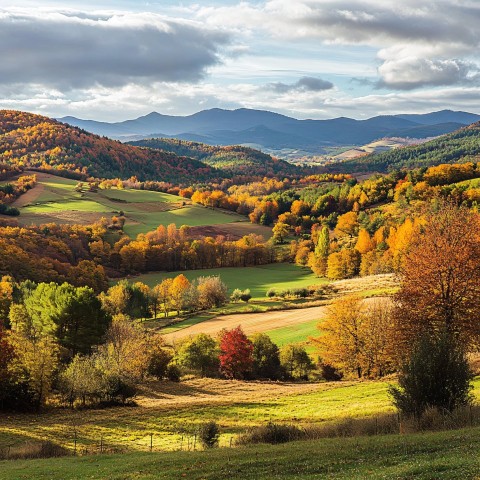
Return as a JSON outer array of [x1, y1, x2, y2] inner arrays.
[[58, 108, 480, 153]]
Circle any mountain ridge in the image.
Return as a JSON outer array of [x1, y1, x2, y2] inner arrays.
[[58, 108, 480, 153]]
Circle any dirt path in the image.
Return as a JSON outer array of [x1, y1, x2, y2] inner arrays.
[[163, 305, 328, 343]]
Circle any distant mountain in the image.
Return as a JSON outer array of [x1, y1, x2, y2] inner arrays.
[[58, 109, 480, 153], [330, 121, 480, 173]]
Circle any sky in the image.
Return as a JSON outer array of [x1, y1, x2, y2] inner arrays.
[[1, 0, 480, 121]]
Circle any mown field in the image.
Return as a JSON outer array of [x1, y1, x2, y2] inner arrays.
[[1, 377, 479, 456], [12, 173, 258, 236], [3, 428, 480, 480], [132, 263, 325, 298]]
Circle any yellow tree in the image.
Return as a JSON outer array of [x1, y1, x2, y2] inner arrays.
[[153, 278, 174, 318], [355, 229, 375, 255], [170, 274, 191, 316], [334, 211, 358, 238]]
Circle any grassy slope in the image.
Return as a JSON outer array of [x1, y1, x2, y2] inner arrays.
[[16, 174, 242, 235], [2, 427, 480, 479], [132, 263, 324, 298], [1, 378, 479, 455]]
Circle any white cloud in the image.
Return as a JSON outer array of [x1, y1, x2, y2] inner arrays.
[[0, 8, 230, 89]]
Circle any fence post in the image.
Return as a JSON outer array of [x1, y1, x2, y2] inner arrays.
[[193, 434, 196, 451], [150, 433, 153, 452], [74, 430, 77, 456], [100, 436, 103, 454]]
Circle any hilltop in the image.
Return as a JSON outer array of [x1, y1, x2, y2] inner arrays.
[[127, 138, 299, 176], [0, 110, 217, 183], [331, 121, 480, 173]]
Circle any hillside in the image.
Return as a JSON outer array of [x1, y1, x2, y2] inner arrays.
[[331, 122, 480, 173], [0, 111, 218, 183], [127, 138, 300, 176]]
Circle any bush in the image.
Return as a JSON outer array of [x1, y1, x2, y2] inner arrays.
[[389, 331, 473, 418], [292, 288, 309, 298], [0, 441, 70, 460], [266, 288, 276, 298], [166, 363, 181, 382], [236, 422, 304, 445], [320, 363, 343, 381], [198, 421, 219, 448], [148, 347, 173, 380], [240, 289, 252, 303]]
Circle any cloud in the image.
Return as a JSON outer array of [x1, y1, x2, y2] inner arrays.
[[0, 9, 231, 89], [268, 76, 334, 93], [195, 0, 480, 90], [377, 58, 477, 90]]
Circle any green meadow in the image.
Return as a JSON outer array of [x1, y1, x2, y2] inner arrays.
[[15, 174, 244, 235], [131, 263, 325, 298], [2, 428, 480, 480]]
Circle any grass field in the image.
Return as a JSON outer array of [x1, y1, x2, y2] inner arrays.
[[2, 378, 480, 479], [11, 173, 256, 236], [265, 318, 321, 352], [132, 263, 325, 298], [3, 427, 480, 480], [1, 377, 479, 457]]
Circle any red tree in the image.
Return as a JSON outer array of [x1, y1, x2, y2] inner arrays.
[[219, 326, 254, 379]]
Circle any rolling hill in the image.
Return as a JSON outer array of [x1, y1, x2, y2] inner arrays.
[[0, 110, 300, 183], [127, 138, 300, 176], [58, 108, 480, 153], [331, 121, 480, 173]]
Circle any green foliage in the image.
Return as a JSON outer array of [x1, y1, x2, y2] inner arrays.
[[251, 333, 282, 380], [197, 421, 220, 449], [389, 332, 473, 418], [177, 334, 219, 377], [279, 344, 314, 380]]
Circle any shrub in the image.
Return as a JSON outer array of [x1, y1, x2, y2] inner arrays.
[[230, 288, 242, 303], [320, 363, 343, 381], [236, 422, 304, 445], [240, 289, 252, 303], [198, 421, 220, 449], [166, 363, 181, 382], [292, 288, 309, 298], [266, 288, 276, 298], [0, 441, 70, 460], [389, 331, 473, 418]]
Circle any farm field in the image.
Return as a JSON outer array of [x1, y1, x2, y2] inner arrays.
[[1, 377, 480, 477], [10, 172, 253, 236], [3, 427, 480, 480], [162, 305, 327, 344], [131, 263, 324, 298]]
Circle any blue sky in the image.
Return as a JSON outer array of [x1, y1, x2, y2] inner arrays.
[[1, 1, 480, 121]]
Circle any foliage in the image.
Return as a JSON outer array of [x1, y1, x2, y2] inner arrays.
[[219, 326, 254, 379], [389, 331, 473, 418], [312, 296, 394, 378], [251, 333, 282, 380], [393, 201, 480, 353], [279, 344, 314, 380], [177, 334, 219, 377], [197, 421, 220, 449]]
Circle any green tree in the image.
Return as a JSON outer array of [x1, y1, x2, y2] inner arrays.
[[251, 333, 281, 379], [177, 333, 219, 377], [389, 331, 473, 418], [279, 344, 313, 380]]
